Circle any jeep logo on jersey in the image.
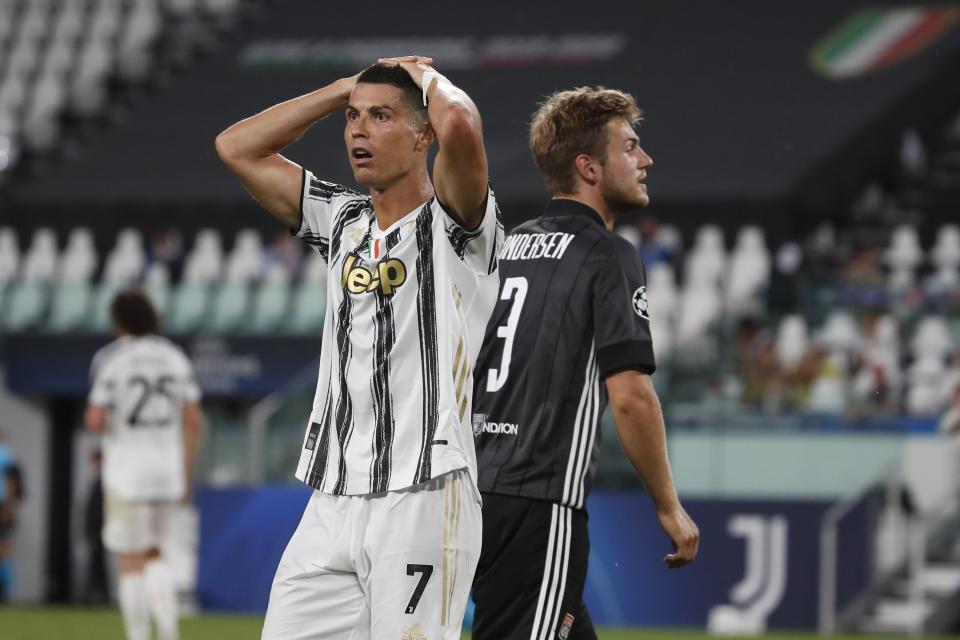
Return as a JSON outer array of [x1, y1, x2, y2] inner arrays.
[[341, 255, 407, 296], [632, 286, 650, 319]]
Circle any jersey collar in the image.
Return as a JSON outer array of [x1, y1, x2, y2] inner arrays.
[[543, 198, 606, 228]]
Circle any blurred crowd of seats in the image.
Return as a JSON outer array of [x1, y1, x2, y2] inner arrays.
[[2, 218, 959, 418], [0, 225, 327, 334], [616, 217, 960, 418], [0, 0, 242, 169]]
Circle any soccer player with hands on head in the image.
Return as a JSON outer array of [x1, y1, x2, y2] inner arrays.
[[217, 55, 502, 639]]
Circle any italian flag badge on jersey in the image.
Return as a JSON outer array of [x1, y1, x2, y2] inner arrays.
[[811, 6, 959, 79]]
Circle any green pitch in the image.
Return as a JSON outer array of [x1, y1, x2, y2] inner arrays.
[[0, 607, 942, 639]]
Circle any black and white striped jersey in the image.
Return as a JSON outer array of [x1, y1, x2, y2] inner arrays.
[[88, 335, 202, 501], [472, 199, 656, 510], [292, 169, 504, 496]]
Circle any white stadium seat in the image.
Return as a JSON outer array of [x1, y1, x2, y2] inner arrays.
[[775, 314, 808, 371]]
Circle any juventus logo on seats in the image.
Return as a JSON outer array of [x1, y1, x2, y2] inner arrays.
[[707, 514, 788, 634], [341, 255, 407, 295]]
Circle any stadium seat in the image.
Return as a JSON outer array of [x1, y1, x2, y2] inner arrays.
[[726, 227, 770, 316], [818, 311, 861, 354], [58, 227, 98, 283], [885, 225, 923, 271], [676, 282, 720, 342], [911, 315, 954, 359], [929, 224, 960, 291], [650, 315, 674, 361], [2, 281, 49, 331], [224, 228, 264, 282], [88, 280, 125, 332], [905, 355, 950, 415], [806, 352, 848, 414], [685, 225, 726, 287], [183, 229, 224, 283], [103, 228, 145, 283], [118, 1, 162, 80], [249, 264, 292, 333], [167, 282, 211, 333], [287, 283, 327, 334], [21, 228, 59, 282], [144, 263, 172, 319], [646, 263, 677, 320], [46, 281, 93, 332], [208, 282, 251, 332], [0, 228, 20, 285], [775, 315, 808, 371]]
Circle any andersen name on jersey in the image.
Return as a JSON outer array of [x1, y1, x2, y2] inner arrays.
[[472, 199, 656, 510], [293, 169, 504, 496]]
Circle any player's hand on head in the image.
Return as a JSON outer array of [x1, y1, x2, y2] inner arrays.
[[378, 55, 435, 81], [658, 505, 699, 569]]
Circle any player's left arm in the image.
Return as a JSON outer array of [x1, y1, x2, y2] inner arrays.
[[592, 238, 698, 568], [181, 402, 203, 500], [85, 356, 113, 432], [179, 356, 204, 501], [384, 56, 489, 229], [84, 405, 107, 432], [606, 371, 699, 568]]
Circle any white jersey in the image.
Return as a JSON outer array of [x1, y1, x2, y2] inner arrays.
[[293, 169, 503, 495], [88, 335, 201, 501]]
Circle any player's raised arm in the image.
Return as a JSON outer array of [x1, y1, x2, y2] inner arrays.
[[606, 370, 700, 568], [214, 74, 360, 228], [381, 56, 489, 229]]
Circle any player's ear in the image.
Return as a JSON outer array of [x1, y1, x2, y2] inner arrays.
[[415, 122, 436, 152], [574, 153, 600, 186]]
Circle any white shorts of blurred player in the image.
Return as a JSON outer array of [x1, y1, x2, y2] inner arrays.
[[262, 468, 482, 640], [102, 493, 178, 554]]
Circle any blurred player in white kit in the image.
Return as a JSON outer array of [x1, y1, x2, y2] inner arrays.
[[85, 290, 203, 640]]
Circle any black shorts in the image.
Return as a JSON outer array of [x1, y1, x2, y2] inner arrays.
[[472, 493, 596, 640]]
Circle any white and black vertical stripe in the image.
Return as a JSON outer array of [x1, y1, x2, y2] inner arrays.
[[305, 382, 334, 489], [368, 281, 397, 493], [562, 343, 599, 509], [414, 202, 440, 484], [487, 201, 504, 275], [530, 504, 572, 640], [331, 228, 371, 495]]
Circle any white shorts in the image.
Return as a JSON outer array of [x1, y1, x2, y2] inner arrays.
[[102, 492, 177, 554], [262, 469, 482, 640]]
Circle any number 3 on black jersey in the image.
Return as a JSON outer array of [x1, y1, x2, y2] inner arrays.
[[486, 277, 528, 392]]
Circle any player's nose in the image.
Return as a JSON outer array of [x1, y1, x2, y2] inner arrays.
[[638, 147, 653, 169]]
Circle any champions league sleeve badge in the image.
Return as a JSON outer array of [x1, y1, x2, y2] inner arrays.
[[632, 286, 650, 320]]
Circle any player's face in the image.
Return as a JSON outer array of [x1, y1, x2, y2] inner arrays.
[[598, 118, 653, 214], [344, 83, 426, 190]]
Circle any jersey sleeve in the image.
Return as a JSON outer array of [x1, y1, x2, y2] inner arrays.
[[88, 355, 116, 408], [436, 188, 504, 275], [176, 351, 202, 404], [293, 169, 360, 263], [592, 240, 656, 377]]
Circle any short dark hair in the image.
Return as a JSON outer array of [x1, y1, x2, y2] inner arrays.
[[110, 289, 159, 336], [529, 87, 642, 195], [356, 63, 428, 122]]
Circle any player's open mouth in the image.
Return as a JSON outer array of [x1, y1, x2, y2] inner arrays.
[[351, 147, 374, 165]]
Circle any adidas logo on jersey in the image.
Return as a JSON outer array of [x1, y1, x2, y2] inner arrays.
[[341, 255, 407, 295]]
